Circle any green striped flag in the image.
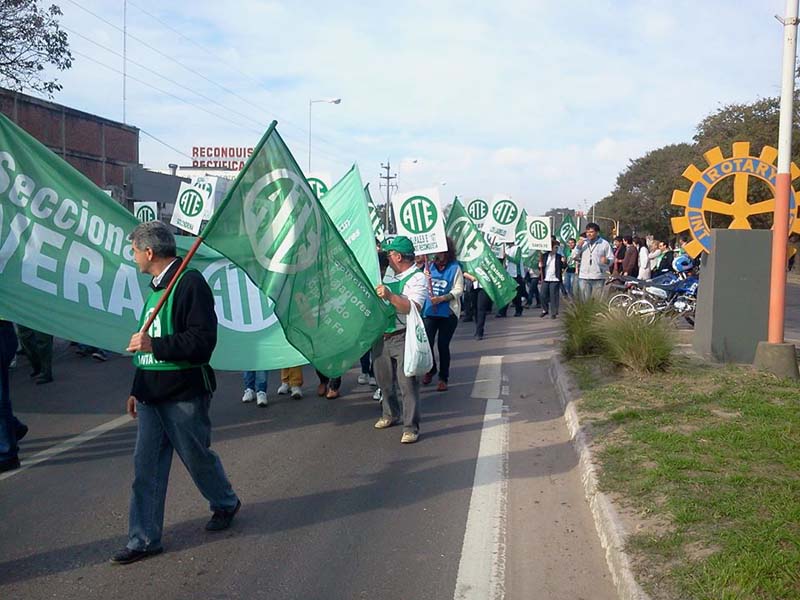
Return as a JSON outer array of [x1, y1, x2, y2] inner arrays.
[[201, 122, 394, 377]]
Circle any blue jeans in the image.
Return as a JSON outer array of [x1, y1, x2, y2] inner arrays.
[[0, 322, 24, 462], [127, 395, 239, 551], [578, 278, 606, 301], [242, 370, 268, 393], [563, 271, 575, 297]]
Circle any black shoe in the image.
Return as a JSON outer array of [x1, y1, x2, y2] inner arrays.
[[29, 370, 41, 379], [35, 375, 53, 385], [551, 314, 557, 319], [110, 547, 163, 565], [206, 499, 241, 532], [540, 311, 549, 318], [513, 312, 523, 317], [495, 314, 507, 319], [15, 423, 28, 442], [474, 334, 484, 340], [0, 456, 20, 473]]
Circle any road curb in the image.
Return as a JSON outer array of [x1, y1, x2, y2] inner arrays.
[[548, 355, 651, 600]]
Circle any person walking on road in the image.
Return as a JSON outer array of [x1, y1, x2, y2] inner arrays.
[[574, 223, 615, 301], [112, 221, 240, 565], [0, 320, 28, 473], [373, 236, 429, 444], [242, 370, 269, 407], [422, 238, 464, 392], [16, 324, 53, 385], [277, 366, 304, 399], [466, 273, 492, 340], [540, 239, 566, 319]]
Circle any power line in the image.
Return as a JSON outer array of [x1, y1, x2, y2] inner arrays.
[[63, 26, 271, 132], [71, 50, 263, 135], [139, 128, 193, 161], [63, 0, 349, 157]]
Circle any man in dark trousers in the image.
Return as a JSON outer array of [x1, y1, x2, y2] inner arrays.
[[111, 221, 240, 565]]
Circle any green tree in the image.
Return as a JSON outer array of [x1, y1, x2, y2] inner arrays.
[[592, 143, 700, 240], [0, 0, 72, 97]]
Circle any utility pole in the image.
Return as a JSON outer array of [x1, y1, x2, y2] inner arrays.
[[379, 160, 397, 234]]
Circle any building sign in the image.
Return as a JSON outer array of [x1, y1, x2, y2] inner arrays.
[[671, 142, 800, 257], [190, 146, 254, 170]]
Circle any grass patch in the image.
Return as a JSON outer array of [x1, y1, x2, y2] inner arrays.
[[562, 298, 676, 374], [597, 310, 675, 373], [574, 360, 800, 599]]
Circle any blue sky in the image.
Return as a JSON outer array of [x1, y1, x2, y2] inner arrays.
[[43, 0, 790, 214]]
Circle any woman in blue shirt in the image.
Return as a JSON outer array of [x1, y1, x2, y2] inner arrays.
[[422, 238, 464, 392]]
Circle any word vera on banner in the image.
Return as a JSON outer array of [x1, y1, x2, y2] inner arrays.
[[391, 187, 448, 254]]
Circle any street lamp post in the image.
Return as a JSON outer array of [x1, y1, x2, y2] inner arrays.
[[308, 97, 341, 172]]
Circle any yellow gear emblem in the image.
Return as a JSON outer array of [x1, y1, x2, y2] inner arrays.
[[670, 142, 800, 257]]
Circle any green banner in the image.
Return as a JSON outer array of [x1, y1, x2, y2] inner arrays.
[[201, 122, 394, 378], [0, 113, 307, 371], [320, 165, 380, 286], [557, 214, 578, 258], [445, 198, 517, 307], [364, 183, 385, 242]]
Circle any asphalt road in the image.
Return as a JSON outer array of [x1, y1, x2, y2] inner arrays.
[[0, 310, 615, 600]]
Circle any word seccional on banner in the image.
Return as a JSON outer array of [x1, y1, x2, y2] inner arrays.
[[391, 187, 447, 254]]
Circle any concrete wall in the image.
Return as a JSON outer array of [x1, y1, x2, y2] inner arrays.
[[693, 229, 772, 363]]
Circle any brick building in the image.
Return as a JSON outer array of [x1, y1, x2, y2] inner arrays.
[[0, 87, 139, 193]]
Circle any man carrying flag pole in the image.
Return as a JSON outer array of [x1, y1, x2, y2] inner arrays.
[[112, 221, 240, 565]]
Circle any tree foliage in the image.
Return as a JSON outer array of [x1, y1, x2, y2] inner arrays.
[[0, 0, 72, 96], [592, 90, 800, 239]]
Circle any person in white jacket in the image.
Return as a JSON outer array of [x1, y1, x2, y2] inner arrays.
[[637, 237, 651, 280]]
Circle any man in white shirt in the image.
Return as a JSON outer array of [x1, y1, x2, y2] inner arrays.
[[373, 236, 429, 444]]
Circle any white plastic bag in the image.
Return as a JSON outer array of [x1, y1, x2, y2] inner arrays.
[[403, 302, 434, 377]]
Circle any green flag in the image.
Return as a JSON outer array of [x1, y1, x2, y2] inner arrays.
[[513, 208, 534, 267], [365, 183, 385, 242], [320, 164, 381, 286], [445, 198, 517, 307], [0, 113, 306, 370], [556, 214, 578, 258], [200, 122, 394, 377]]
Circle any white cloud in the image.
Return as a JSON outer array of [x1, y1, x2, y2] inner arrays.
[[28, 0, 789, 212]]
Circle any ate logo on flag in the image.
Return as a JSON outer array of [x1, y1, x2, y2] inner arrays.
[[399, 196, 438, 234], [492, 200, 518, 225], [243, 169, 321, 274], [447, 216, 483, 262]]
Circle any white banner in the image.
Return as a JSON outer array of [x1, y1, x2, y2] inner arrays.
[[193, 175, 220, 220], [170, 181, 210, 235], [484, 195, 520, 242], [526, 216, 552, 252], [391, 187, 448, 254], [133, 201, 158, 223], [466, 197, 490, 229]]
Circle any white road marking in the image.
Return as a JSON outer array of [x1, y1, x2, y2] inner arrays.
[[0, 414, 133, 481], [455, 356, 509, 600], [471, 355, 502, 398]]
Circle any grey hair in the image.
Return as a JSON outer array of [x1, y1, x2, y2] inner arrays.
[[128, 221, 176, 258]]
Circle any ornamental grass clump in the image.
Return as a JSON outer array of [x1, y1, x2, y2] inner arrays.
[[597, 309, 675, 373], [561, 297, 607, 358]]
